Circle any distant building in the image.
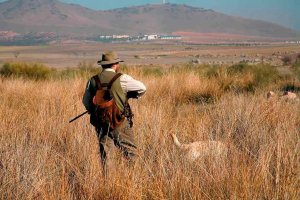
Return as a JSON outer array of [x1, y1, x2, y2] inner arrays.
[[285, 40, 300, 44], [113, 35, 130, 39], [99, 35, 113, 39], [159, 35, 182, 40], [144, 34, 158, 40], [98, 33, 182, 42]]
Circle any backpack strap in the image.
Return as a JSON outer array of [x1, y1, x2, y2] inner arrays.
[[107, 73, 123, 90], [93, 73, 122, 90], [93, 75, 110, 89]]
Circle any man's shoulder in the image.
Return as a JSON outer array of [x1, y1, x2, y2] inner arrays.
[[91, 73, 100, 79], [120, 73, 133, 81], [88, 74, 101, 88]]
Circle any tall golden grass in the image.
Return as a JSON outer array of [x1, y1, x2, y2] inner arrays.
[[0, 64, 299, 199]]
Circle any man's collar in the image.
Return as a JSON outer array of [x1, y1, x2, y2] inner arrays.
[[103, 68, 116, 73]]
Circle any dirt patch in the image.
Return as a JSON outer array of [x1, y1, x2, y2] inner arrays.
[[0, 43, 299, 67]]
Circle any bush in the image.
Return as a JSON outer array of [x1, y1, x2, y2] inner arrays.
[[0, 61, 102, 80], [227, 63, 249, 74], [166, 63, 280, 93], [169, 63, 219, 77], [202, 65, 223, 78], [0, 62, 52, 80], [227, 63, 279, 89], [77, 61, 99, 78], [0, 62, 281, 90], [55, 67, 100, 80], [251, 64, 279, 86], [142, 66, 164, 77], [282, 55, 292, 65]]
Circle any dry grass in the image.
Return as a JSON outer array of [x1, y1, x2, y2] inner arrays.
[[0, 66, 299, 199]]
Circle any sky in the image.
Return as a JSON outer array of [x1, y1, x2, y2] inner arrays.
[[1, 0, 299, 30]]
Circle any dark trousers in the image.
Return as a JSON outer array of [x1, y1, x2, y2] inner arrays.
[[95, 120, 137, 173]]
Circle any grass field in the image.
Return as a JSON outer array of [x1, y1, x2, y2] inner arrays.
[[0, 60, 299, 199]]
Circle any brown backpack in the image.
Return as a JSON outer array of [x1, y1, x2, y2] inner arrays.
[[92, 73, 125, 129]]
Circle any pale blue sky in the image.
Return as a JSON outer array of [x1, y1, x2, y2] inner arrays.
[[0, 0, 299, 30]]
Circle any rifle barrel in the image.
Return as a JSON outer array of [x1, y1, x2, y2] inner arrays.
[[69, 111, 89, 123]]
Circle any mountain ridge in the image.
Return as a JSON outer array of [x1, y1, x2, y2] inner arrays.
[[0, 0, 299, 38]]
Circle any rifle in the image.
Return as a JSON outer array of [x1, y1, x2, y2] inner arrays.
[[69, 111, 89, 123]]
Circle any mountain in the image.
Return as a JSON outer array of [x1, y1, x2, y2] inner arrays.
[[0, 0, 299, 38], [0, 0, 107, 36]]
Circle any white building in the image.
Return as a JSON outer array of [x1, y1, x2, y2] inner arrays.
[[145, 34, 158, 40], [113, 35, 130, 39]]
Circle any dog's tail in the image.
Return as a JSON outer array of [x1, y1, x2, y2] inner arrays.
[[171, 134, 182, 148]]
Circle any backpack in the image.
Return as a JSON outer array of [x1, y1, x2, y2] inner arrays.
[[92, 73, 125, 129]]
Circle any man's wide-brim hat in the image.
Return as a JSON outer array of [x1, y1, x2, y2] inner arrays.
[[97, 51, 124, 66]]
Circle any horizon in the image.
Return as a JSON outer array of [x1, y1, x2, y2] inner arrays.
[[0, 0, 299, 31]]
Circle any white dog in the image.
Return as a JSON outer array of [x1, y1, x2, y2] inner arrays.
[[267, 91, 298, 101], [171, 134, 228, 162]]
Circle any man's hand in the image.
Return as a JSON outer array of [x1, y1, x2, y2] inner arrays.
[[127, 91, 140, 99]]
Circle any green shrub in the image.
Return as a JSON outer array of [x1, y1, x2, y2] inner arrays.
[[228, 63, 279, 88], [285, 57, 300, 81], [0, 62, 52, 80], [0, 61, 102, 80], [169, 63, 193, 74], [77, 62, 99, 78], [142, 66, 164, 77], [227, 63, 249, 74], [251, 64, 279, 87], [169, 63, 218, 77], [57, 68, 100, 80], [204, 65, 225, 78]]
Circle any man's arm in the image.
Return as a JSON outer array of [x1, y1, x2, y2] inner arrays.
[[120, 74, 146, 99], [82, 79, 96, 112]]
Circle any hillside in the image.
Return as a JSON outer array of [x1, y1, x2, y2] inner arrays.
[[0, 0, 299, 38]]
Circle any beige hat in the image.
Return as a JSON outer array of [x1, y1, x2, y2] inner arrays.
[[97, 51, 124, 66]]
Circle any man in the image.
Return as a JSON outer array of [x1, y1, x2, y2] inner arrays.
[[83, 51, 146, 171]]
